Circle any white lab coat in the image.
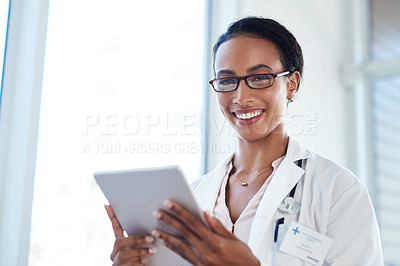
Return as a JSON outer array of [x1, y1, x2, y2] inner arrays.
[[191, 138, 384, 266]]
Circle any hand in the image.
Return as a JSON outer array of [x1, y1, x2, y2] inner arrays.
[[152, 200, 260, 266], [105, 204, 156, 266]]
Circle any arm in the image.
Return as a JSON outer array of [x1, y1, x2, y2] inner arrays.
[[325, 183, 384, 266]]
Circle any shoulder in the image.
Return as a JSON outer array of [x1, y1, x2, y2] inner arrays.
[[190, 151, 234, 191], [190, 171, 216, 190], [303, 153, 383, 264], [287, 137, 361, 193], [304, 150, 366, 206], [189, 154, 233, 210], [306, 151, 357, 183]]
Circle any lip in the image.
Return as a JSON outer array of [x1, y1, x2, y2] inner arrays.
[[232, 108, 265, 126]]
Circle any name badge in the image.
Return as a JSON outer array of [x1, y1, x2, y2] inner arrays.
[[279, 221, 332, 266]]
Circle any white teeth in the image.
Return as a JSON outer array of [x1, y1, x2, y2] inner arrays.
[[235, 110, 262, 120]]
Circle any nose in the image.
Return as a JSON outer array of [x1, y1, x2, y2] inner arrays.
[[233, 79, 255, 105]]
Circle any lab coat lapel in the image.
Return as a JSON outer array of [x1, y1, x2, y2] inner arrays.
[[194, 152, 234, 212], [247, 139, 307, 255]]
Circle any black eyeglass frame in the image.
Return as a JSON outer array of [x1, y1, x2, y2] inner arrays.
[[209, 70, 292, 92]]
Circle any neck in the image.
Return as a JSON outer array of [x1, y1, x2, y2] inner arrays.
[[233, 125, 289, 174]]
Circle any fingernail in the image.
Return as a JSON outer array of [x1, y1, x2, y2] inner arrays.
[[148, 247, 156, 254], [152, 211, 161, 219], [151, 230, 160, 238], [163, 200, 173, 209], [145, 236, 154, 243]]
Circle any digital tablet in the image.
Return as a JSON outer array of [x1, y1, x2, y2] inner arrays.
[[94, 165, 204, 266]]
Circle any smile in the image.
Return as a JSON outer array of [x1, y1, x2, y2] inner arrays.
[[233, 110, 264, 120]]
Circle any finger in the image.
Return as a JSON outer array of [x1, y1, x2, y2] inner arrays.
[[138, 257, 148, 265], [153, 210, 206, 249], [116, 257, 147, 266], [111, 235, 154, 261], [114, 257, 144, 266], [114, 256, 147, 266], [113, 247, 155, 265], [116, 235, 155, 249], [204, 211, 236, 239], [105, 204, 124, 238], [116, 262, 143, 266], [117, 247, 156, 262], [153, 230, 199, 265], [162, 200, 213, 243]]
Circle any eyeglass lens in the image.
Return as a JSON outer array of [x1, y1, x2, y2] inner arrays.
[[213, 74, 274, 92]]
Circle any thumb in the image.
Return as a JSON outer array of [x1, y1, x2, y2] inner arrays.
[[204, 211, 236, 239]]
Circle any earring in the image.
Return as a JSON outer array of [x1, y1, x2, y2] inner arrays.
[[287, 95, 294, 103]]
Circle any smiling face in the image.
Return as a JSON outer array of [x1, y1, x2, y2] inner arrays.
[[214, 35, 298, 142]]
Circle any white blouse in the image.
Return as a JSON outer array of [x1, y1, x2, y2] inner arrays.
[[213, 156, 285, 244]]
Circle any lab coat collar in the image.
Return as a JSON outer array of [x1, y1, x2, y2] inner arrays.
[[285, 136, 311, 163], [247, 137, 311, 255], [195, 151, 234, 212], [198, 137, 310, 213]]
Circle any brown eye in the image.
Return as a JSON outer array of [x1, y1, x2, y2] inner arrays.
[[248, 74, 273, 83], [218, 78, 237, 85]]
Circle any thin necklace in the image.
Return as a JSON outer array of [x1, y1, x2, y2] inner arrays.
[[231, 165, 273, 186]]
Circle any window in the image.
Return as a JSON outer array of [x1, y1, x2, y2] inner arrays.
[[369, 0, 400, 264], [0, 0, 48, 264], [370, 0, 400, 61], [28, 1, 206, 265]]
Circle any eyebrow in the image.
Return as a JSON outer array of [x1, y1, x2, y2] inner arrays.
[[216, 64, 274, 77], [247, 64, 273, 72], [216, 70, 236, 76]]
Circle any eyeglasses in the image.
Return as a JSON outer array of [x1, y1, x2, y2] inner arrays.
[[209, 71, 291, 92]]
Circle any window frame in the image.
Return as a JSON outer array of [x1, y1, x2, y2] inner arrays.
[[0, 0, 49, 264], [0, 0, 10, 104]]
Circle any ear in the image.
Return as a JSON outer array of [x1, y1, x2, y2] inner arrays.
[[286, 71, 300, 101]]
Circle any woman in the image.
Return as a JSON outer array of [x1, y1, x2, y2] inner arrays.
[[105, 17, 384, 265]]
